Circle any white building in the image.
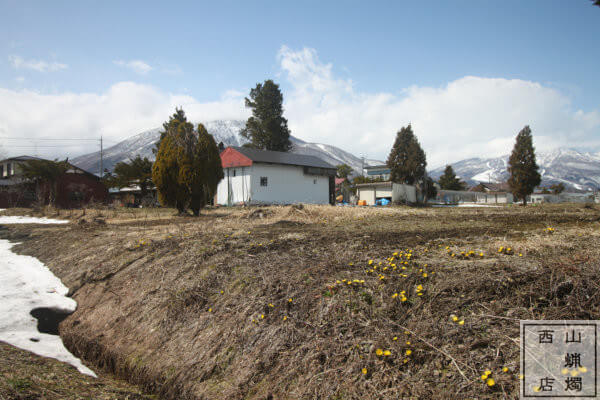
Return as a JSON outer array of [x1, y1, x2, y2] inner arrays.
[[216, 147, 336, 206], [355, 181, 417, 205]]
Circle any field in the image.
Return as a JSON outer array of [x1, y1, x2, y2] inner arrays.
[[1, 203, 600, 399]]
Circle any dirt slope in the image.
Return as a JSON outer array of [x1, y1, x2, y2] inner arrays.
[[3, 204, 600, 399]]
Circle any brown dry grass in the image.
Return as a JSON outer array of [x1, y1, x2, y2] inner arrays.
[[2, 203, 600, 399]]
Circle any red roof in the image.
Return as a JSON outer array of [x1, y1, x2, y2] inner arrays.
[[220, 147, 253, 168]]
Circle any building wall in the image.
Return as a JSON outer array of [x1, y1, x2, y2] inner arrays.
[[392, 184, 417, 203], [358, 188, 376, 205], [216, 163, 330, 205], [250, 164, 330, 205], [217, 166, 252, 205]]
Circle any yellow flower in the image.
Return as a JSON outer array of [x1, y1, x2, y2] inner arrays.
[[362, 368, 367, 375], [208, 308, 212, 313], [403, 358, 409, 364], [376, 348, 383, 356], [368, 260, 374, 265], [486, 378, 495, 387], [383, 350, 391, 356], [519, 253, 523, 257], [283, 316, 287, 321], [392, 336, 398, 341], [268, 303, 274, 307], [392, 293, 399, 298], [405, 349, 412, 356], [422, 273, 428, 278], [406, 341, 411, 345], [458, 320, 465, 325], [260, 314, 265, 319], [451, 316, 459, 322], [502, 367, 509, 373], [484, 370, 492, 376], [481, 374, 488, 380]]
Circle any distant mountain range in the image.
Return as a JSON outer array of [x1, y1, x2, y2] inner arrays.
[[71, 120, 600, 192], [71, 119, 382, 175], [429, 148, 600, 191]]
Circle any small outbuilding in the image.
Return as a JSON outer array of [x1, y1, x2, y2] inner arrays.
[[217, 147, 336, 206]]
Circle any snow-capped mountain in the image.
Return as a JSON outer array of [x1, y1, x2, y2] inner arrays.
[[429, 148, 600, 191], [71, 120, 382, 175]]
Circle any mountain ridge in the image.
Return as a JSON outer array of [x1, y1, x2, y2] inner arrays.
[[71, 120, 600, 191]]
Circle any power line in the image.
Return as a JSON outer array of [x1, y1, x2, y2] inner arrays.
[[1, 145, 91, 148], [0, 137, 99, 141]]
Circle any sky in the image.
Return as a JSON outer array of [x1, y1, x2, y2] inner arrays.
[[0, 0, 599, 168]]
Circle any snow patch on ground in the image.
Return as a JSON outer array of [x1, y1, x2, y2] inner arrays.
[[432, 204, 502, 208], [0, 216, 68, 224], [0, 219, 95, 376]]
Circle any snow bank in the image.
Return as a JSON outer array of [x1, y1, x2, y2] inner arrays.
[[0, 219, 95, 376], [432, 204, 502, 208], [0, 215, 68, 224]]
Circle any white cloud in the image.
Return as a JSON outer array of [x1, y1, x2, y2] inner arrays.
[[114, 60, 153, 75], [0, 82, 247, 159], [278, 46, 600, 167], [8, 55, 68, 72], [0, 46, 598, 167]]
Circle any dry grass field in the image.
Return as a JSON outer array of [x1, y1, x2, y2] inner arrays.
[[2, 203, 600, 399]]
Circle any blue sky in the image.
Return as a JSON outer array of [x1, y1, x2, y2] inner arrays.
[[1, 0, 599, 166]]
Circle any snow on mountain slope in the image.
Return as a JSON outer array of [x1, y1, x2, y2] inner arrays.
[[71, 120, 382, 175], [430, 148, 600, 191]]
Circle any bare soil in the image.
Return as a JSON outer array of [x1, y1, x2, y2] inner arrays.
[[2, 203, 600, 399]]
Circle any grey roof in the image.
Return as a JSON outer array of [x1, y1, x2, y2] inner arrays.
[[0, 155, 44, 163], [232, 147, 336, 169]]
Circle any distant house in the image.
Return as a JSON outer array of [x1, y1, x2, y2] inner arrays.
[[217, 147, 337, 205], [364, 165, 391, 181], [355, 181, 417, 205], [529, 192, 595, 204], [0, 156, 108, 208]]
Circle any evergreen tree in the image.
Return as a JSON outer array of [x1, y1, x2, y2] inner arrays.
[[152, 110, 223, 215], [20, 158, 70, 206], [550, 182, 565, 194], [336, 164, 353, 179], [507, 125, 541, 206], [438, 165, 466, 191], [386, 124, 427, 185], [240, 80, 292, 152], [187, 124, 224, 216], [112, 155, 153, 197], [153, 108, 188, 155]]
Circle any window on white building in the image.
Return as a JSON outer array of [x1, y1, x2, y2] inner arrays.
[[260, 177, 268, 186]]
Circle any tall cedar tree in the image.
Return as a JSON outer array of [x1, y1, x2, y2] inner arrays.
[[240, 80, 292, 152], [507, 125, 541, 205], [153, 108, 188, 155], [387, 125, 427, 185], [152, 110, 223, 215], [20, 158, 70, 206], [112, 155, 153, 197], [438, 165, 466, 191]]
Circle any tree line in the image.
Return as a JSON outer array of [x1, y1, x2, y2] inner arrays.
[[20, 77, 545, 209]]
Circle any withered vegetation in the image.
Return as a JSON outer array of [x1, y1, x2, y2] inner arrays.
[[2, 203, 600, 399]]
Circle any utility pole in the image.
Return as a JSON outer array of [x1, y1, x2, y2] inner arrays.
[[99, 136, 103, 178]]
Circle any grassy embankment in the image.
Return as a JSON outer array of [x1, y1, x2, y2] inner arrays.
[[1, 203, 600, 399]]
